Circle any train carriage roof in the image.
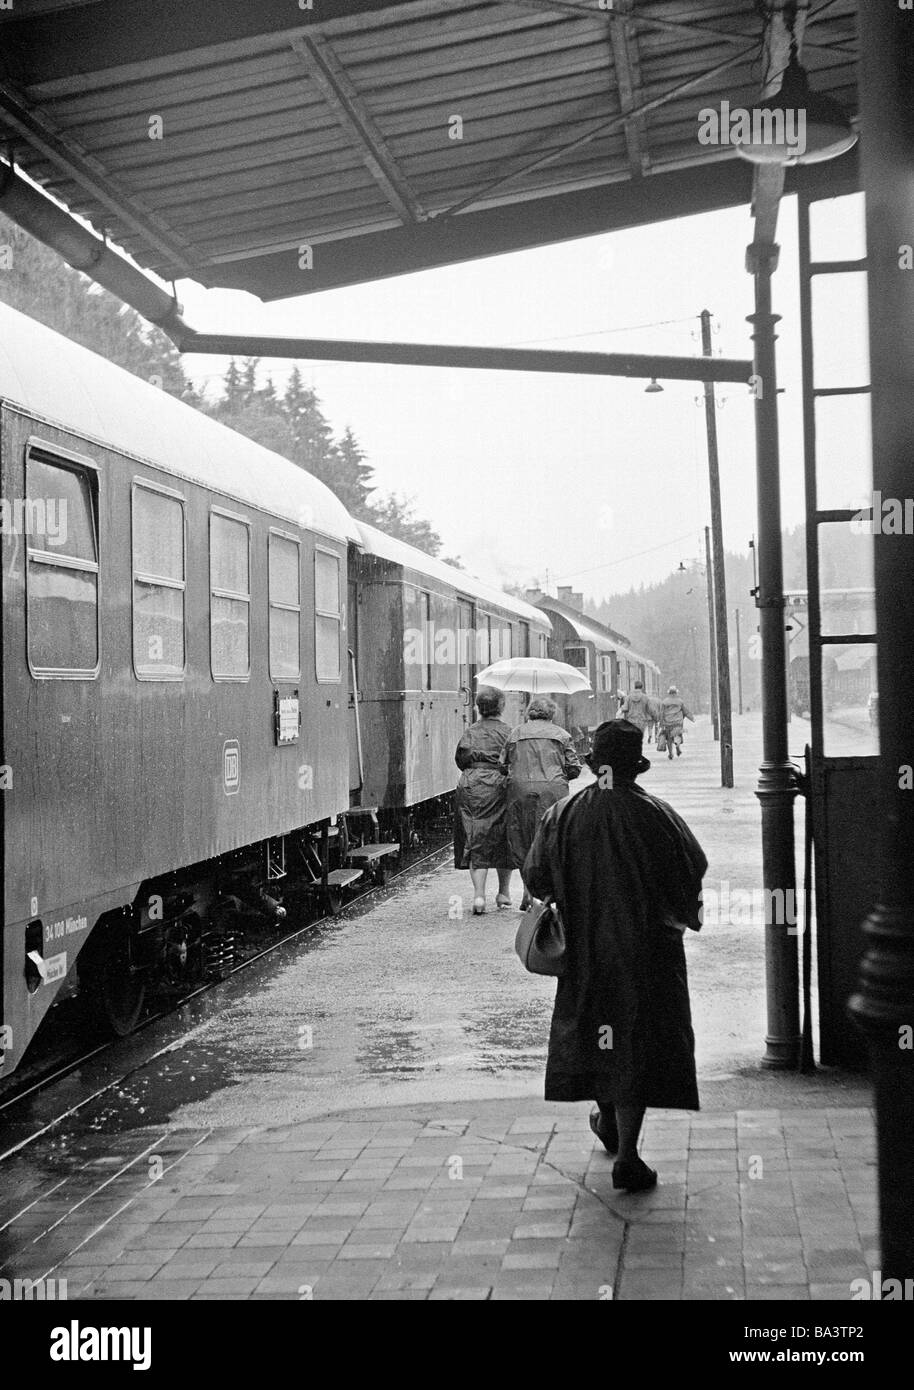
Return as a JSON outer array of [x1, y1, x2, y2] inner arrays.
[[537, 594, 658, 672], [0, 300, 359, 543], [355, 519, 550, 629]]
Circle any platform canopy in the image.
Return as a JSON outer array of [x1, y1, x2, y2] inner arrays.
[[0, 0, 859, 300]]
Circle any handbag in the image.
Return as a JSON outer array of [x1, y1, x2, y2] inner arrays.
[[656, 727, 668, 752], [514, 799, 571, 977], [515, 896, 566, 976]]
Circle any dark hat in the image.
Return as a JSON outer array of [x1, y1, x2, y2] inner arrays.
[[588, 719, 650, 778]]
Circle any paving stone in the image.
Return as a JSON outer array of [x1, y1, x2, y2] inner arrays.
[[211, 1260, 276, 1278], [291, 1228, 351, 1245], [429, 1286, 491, 1299], [374, 1271, 438, 1291], [337, 1243, 398, 1260], [746, 1285, 810, 1300]]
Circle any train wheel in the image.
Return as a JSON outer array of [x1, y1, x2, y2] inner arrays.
[[79, 919, 146, 1038]]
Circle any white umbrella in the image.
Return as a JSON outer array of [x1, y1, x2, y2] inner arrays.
[[475, 656, 592, 695]]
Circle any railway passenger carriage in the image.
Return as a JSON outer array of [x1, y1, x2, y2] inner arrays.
[[531, 589, 661, 749], [0, 304, 361, 1072], [348, 523, 549, 824], [0, 303, 553, 1077]]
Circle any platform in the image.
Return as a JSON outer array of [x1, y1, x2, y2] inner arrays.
[[0, 714, 878, 1302], [0, 1096, 875, 1301]]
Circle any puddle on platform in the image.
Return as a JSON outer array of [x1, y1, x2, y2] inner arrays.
[[463, 999, 551, 1075], [355, 1005, 432, 1084]]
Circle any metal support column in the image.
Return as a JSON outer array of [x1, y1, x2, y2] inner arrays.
[[747, 241, 800, 1071], [848, 5, 914, 1279]]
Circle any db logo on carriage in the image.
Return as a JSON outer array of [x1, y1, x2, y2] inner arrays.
[[223, 739, 241, 795]]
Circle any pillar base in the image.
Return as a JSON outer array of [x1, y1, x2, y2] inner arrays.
[[761, 1035, 801, 1069]]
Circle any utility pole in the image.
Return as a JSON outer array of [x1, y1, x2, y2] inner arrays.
[[704, 526, 719, 739], [701, 309, 734, 788], [735, 607, 744, 715]]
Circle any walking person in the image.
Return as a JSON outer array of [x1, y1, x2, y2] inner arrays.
[[620, 680, 660, 745], [523, 720, 706, 1191], [454, 686, 513, 915], [659, 684, 694, 759], [502, 696, 582, 911]]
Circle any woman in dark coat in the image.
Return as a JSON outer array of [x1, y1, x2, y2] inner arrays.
[[454, 686, 513, 915], [523, 719, 706, 1192], [501, 696, 582, 910]]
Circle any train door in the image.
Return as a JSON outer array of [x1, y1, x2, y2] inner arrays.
[[347, 564, 362, 800], [519, 620, 530, 657], [798, 190, 878, 1068], [457, 598, 475, 727]]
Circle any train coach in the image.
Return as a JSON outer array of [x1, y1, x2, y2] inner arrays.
[[0, 302, 550, 1077], [529, 587, 661, 749], [348, 521, 549, 836]]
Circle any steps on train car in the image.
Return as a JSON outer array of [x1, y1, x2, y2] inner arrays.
[[345, 844, 399, 863], [325, 868, 363, 888]]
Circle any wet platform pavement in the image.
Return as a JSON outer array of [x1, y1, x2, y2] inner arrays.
[[0, 1099, 875, 1301], [0, 713, 878, 1301]]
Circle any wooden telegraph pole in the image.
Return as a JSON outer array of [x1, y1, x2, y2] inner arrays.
[[704, 526, 719, 739], [701, 310, 734, 787]]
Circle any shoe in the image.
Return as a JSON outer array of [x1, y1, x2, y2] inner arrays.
[[519, 892, 532, 911], [589, 1108, 619, 1154], [675, 745, 681, 757], [495, 894, 512, 910], [472, 898, 486, 915], [612, 1157, 657, 1192]]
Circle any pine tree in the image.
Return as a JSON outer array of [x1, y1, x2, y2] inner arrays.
[[333, 426, 375, 517], [370, 492, 443, 556], [241, 357, 258, 405], [222, 358, 246, 411]]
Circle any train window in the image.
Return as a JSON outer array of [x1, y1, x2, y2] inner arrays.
[[315, 547, 341, 682], [269, 532, 301, 680], [132, 482, 185, 679], [565, 644, 588, 673], [599, 655, 613, 692], [26, 448, 99, 677], [421, 591, 432, 690], [210, 510, 250, 679]]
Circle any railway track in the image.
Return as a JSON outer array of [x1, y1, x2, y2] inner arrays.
[[0, 838, 453, 1154]]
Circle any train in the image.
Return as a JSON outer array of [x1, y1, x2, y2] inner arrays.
[[0, 301, 656, 1077], [529, 587, 662, 752]]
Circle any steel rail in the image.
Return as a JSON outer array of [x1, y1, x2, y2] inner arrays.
[[0, 839, 452, 1154]]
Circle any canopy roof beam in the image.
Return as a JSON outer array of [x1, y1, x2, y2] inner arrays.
[[179, 328, 753, 383], [607, 0, 649, 179], [290, 33, 426, 226], [0, 77, 196, 275]]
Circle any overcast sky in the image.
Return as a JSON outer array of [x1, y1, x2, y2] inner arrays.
[[178, 189, 867, 605]]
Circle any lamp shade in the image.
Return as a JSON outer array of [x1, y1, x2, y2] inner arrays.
[[734, 52, 858, 166]]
